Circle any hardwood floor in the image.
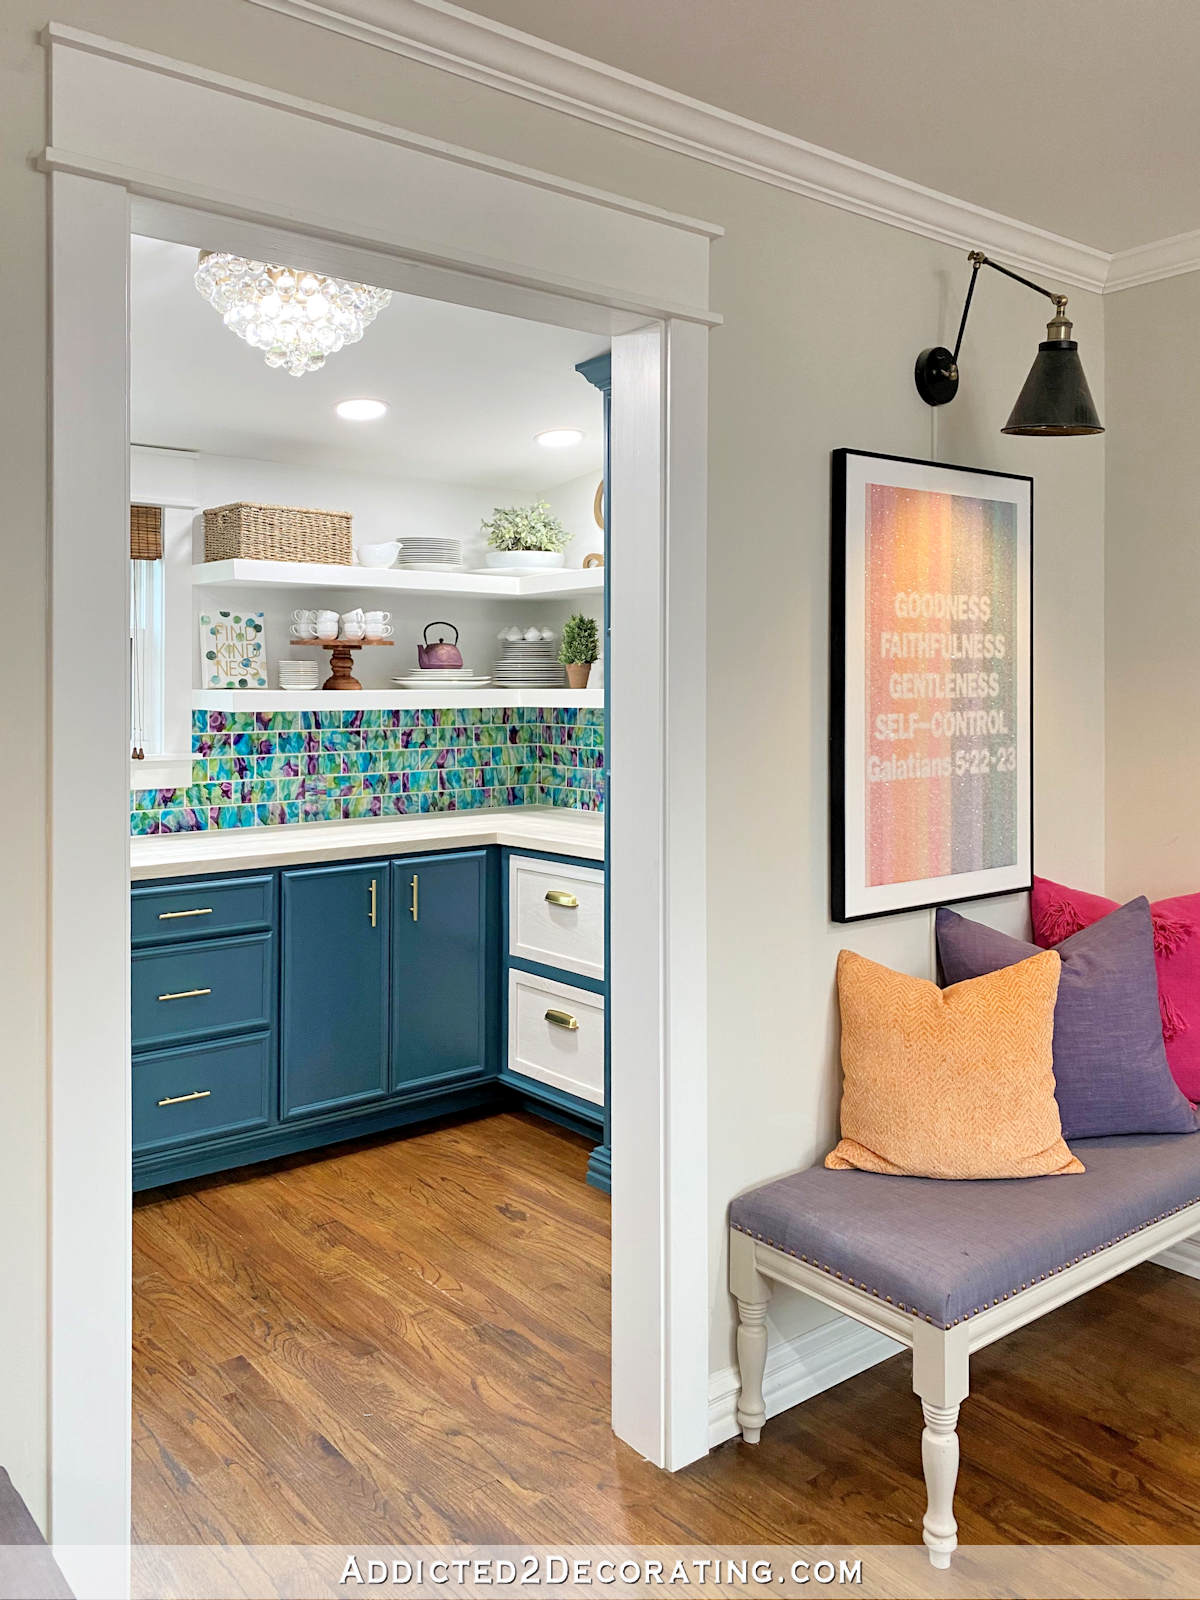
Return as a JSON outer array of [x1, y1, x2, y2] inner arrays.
[[133, 1110, 1200, 1546]]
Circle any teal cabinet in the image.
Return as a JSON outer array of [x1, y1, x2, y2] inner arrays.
[[133, 1033, 271, 1153], [280, 862, 390, 1120], [389, 852, 490, 1093], [131, 933, 274, 1051], [131, 873, 274, 946], [131, 843, 598, 1192]]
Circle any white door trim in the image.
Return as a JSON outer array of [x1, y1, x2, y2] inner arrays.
[[48, 170, 135, 1590], [44, 27, 713, 1562]]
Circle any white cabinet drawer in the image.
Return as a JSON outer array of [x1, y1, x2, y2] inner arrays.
[[509, 855, 604, 981], [508, 971, 604, 1107]]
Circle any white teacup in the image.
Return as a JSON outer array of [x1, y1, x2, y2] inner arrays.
[[364, 621, 393, 640], [289, 620, 317, 637], [315, 619, 339, 640], [341, 608, 365, 624], [291, 608, 316, 623], [364, 610, 391, 624], [340, 622, 366, 641]]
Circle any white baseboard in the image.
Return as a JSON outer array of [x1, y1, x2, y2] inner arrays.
[[708, 1315, 902, 1448], [1153, 1235, 1200, 1281]]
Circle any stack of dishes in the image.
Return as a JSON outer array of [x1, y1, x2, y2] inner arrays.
[[395, 537, 464, 572], [492, 629, 567, 690], [391, 665, 492, 689], [278, 658, 320, 691]]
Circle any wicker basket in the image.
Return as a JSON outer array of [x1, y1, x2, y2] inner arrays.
[[203, 502, 353, 565]]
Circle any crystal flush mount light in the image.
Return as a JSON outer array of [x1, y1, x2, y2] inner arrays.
[[194, 252, 392, 377]]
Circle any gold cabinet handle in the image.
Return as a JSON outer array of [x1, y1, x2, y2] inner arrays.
[[545, 890, 579, 909], [157, 907, 213, 920], [545, 1008, 579, 1031], [409, 873, 419, 922], [368, 877, 378, 928], [157, 1090, 211, 1107], [156, 987, 212, 1002]]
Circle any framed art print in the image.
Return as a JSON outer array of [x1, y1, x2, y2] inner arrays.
[[199, 609, 268, 690], [831, 449, 1033, 921]]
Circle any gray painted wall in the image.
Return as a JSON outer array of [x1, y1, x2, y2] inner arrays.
[[1105, 272, 1199, 902]]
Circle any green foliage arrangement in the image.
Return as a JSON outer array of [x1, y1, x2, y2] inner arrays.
[[559, 611, 600, 665], [482, 500, 572, 553]]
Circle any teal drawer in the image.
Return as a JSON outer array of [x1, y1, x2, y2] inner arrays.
[[131, 933, 274, 1052], [133, 1033, 271, 1152], [131, 874, 275, 946]]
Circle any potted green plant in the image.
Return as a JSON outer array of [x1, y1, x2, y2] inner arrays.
[[481, 500, 573, 571], [559, 611, 600, 689]]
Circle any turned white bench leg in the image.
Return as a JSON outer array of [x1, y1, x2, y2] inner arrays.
[[912, 1323, 970, 1569], [729, 1230, 772, 1443], [919, 1401, 960, 1568]]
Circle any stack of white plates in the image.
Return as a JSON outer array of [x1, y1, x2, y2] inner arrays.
[[391, 666, 492, 688], [395, 537, 464, 572], [492, 638, 567, 689], [278, 659, 320, 691]]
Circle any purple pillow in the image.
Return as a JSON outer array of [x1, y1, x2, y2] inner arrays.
[[936, 897, 1198, 1140]]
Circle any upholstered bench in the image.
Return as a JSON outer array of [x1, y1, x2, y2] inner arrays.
[[729, 1133, 1200, 1566]]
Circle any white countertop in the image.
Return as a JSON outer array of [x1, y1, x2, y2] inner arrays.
[[130, 807, 603, 880]]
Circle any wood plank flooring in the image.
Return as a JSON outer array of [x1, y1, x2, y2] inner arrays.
[[133, 1110, 1200, 1546]]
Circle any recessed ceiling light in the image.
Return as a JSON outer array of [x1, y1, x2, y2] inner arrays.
[[535, 428, 584, 448], [336, 398, 389, 421]]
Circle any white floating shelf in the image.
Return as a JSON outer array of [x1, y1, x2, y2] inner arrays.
[[193, 559, 604, 601], [194, 689, 604, 713]]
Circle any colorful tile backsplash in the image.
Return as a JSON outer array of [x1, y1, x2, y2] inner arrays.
[[130, 706, 605, 834]]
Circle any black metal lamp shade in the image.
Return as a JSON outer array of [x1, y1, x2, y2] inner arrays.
[[1002, 335, 1103, 436]]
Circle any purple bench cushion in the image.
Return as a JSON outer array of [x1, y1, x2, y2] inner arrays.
[[729, 1133, 1200, 1329]]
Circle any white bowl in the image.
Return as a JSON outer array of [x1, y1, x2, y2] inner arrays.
[[483, 550, 567, 571], [356, 540, 403, 568]]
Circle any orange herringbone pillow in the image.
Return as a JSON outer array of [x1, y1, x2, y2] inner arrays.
[[827, 948, 1083, 1180]]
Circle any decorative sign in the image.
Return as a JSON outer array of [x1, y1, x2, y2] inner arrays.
[[199, 609, 268, 690], [831, 450, 1032, 921]]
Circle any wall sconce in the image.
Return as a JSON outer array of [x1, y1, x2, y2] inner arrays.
[[915, 250, 1103, 435]]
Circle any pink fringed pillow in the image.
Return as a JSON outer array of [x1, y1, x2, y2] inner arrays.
[[1032, 875, 1200, 1102]]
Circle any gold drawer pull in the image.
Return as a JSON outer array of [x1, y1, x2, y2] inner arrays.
[[157, 1090, 212, 1107], [368, 877, 378, 928], [157, 987, 212, 1002], [545, 890, 579, 908], [158, 907, 213, 920], [545, 1008, 579, 1031]]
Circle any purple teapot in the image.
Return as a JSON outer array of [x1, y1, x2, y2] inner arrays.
[[417, 621, 464, 670]]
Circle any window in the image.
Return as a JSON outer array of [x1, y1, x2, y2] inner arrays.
[[130, 545, 165, 760], [129, 448, 198, 788]]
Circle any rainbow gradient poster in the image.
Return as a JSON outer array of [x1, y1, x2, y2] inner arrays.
[[831, 451, 1032, 921]]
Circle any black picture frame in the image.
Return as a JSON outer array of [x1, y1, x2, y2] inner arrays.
[[831, 448, 1034, 922]]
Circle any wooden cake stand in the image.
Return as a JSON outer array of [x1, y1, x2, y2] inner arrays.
[[295, 638, 393, 691]]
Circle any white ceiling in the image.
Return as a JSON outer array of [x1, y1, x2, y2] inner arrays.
[[457, 0, 1200, 254], [130, 235, 607, 489]]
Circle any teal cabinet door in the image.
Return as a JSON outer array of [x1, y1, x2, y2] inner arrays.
[[390, 852, 490, 1093], [280, 862, 390, 1119]]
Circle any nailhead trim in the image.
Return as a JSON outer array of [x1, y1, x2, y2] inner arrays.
[[731, 1192, 1200, 1329]]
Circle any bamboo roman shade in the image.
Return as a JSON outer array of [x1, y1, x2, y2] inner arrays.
[[130, 504, 163, 561]]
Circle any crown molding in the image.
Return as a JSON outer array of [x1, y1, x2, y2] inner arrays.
[[1105, 227, 1200, 294], [246, 0, 1117, 293], [247, 0, 1200, 296]]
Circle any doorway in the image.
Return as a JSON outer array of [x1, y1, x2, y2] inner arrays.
[[45, 24, 714, 1567]]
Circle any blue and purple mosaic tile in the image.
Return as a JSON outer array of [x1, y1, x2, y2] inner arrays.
[[132, 705, 604, 834]]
